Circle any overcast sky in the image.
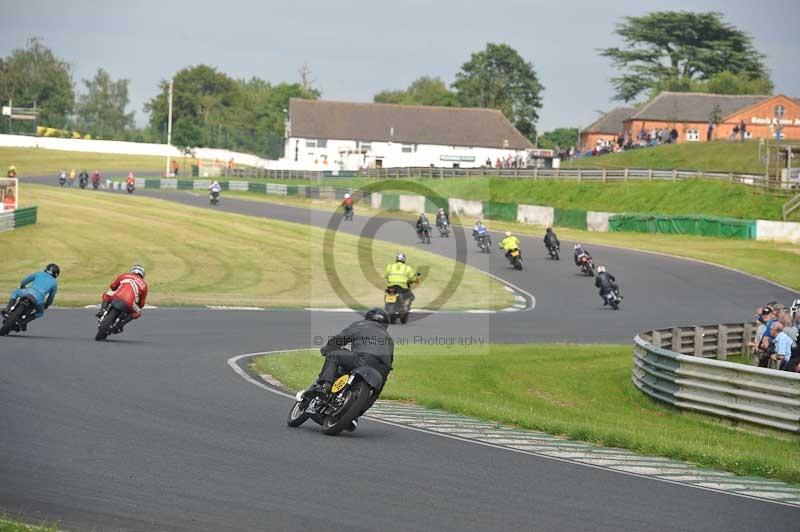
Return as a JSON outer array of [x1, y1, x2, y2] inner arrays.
[[2, 0, 798, 133]]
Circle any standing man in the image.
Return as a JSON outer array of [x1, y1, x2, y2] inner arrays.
[[706, 120, 714, 141], [172, 159, 180, 177]]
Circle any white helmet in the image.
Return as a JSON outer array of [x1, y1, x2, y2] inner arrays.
[[344, 193, 351, 199], [505, 231, 512, 237], [574, 243, 582, 250], [597, 265, 606, 273], [130, 264, 145, 278], [396, 252, 406, 263]]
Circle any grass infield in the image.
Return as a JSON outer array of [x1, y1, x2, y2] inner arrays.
[[254, 345, 800, 484], [1, 185, 512, 309]]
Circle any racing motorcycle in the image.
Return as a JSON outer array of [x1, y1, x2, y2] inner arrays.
[[126, 181, 135, 194], [384, 285, 412, 324], [417, 222, 431, 244], [476, 233, 491, 253], [547, 243, 560, 260], [577, 255, 595, 276], [95, 300, 131, 341], [92, 174, 101, 189], [344, 205, 354, 221], [78, 172, 89, 189], [58, 172, 67, 187], [602, 288, 622, 310], [287, 365, 384, 435], [209, 190, 220, 206], [436, 218, 450, 237], [505, 248, 523, 270], [0, 295, 38, 336]]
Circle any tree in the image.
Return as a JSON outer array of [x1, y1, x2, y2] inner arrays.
[[453, 43, 544, 141], [145, 65, 241, 147], [539, 128, 579, 150], [74, 68, 134, 138], [600, 11, 771, 102], [703, 71, 773, 95], [374, 76, 458, 107], [0, 37, 74, 127]]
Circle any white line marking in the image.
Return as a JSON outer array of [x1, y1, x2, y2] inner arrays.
[[227, 350, 800, 509], [207, 305, 265, 311]]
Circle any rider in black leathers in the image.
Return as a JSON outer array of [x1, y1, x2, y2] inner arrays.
[[416, 212, 430, 237], [594, 266, 621, 304], [544, 227, 560, 252]]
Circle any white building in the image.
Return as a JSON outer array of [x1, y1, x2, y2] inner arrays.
[[281, 98, 542, 171]]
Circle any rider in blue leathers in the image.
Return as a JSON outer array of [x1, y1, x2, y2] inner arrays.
[[3, 264, 60, 330]]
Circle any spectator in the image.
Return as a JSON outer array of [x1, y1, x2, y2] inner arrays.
[[772, 323, 795, 370], [2, 189, 15, 211], [495, 158, 501, 169], [706, 120, 714, 141], [172, 159, 179, 177], [485, 157, 492, 167], [730, 124, 739, 142], [670, 128, 678, 143], [739, 120, 747, 142]]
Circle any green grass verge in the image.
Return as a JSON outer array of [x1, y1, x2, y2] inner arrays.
[[214, 191, 800, 291], [1, 185, 512, 309], [564, 140, 765, 174], [0, 146, 192, 176], [0, 516, 58, 532], [253, 345, 800, 484]]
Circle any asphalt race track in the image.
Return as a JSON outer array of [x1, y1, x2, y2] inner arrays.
[[2, 184, 798, 531]]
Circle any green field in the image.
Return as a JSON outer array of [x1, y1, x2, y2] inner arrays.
[[1, 185, 512, 309], [0, 146, 185, 176], [564, 140, 766, 174], [0, 517, 57, 532], [255, 345, 800, 484]]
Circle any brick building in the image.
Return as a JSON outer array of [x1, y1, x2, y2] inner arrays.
[[579, 107, 635, 151], [624, 92, 800, 143]]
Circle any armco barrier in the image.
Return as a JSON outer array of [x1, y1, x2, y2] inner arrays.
[[0, 210, 14, 232], [632, 324, 800, 433]]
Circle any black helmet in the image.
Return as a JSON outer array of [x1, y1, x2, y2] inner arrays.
[[45, 263, 60, 278], [546, 227, 553, 233], [364, 307, 390, 326]]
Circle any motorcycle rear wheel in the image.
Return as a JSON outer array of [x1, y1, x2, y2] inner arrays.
[[0, 303, 26, 336], [95, 308, 120, 341], [322, 381, 372, 435]]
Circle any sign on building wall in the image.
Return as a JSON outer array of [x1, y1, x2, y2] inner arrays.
[[440, 155, 476, 162]]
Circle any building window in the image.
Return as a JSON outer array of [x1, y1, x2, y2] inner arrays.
[[305, 139, 327, 148], [401, 144, 416, 153], [686, 129, 699, 142], [359, 141, 372, 151]]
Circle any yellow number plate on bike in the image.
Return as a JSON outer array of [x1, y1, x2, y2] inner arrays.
[[511, 250, 520, 257], [385, 294, 398, 303], [331, 374, 350, 393]]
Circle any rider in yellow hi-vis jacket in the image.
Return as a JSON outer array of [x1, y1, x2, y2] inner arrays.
[[384, 252, 418, 302], [499, 231, 520, 253]]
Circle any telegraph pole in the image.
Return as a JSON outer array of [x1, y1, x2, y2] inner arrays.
[[165, 79, 174, 176]]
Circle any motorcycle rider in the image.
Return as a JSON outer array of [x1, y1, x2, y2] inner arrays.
[[95, 265, 149, 332], [209, 180, 222, 198], [2, 264, 60, 331], [499, 230, 521, 258], [91, 169, 102, 188], [302, 307, 394, 432], [68, 168, 77, 186], [78, 169, 89, 187], [574, 243, 592, 266], [58, 170, 67, 185], [544, 227, 560, 253], [595, 266, 621, 305], [472, 220, 490, 244], [126, 172, 136, 189], [435, 207, 449, 229], [7, 164, 16, 178], [384, 252, 418, 306], [416, 212, 430, 239], [342, 192, 353, 216]]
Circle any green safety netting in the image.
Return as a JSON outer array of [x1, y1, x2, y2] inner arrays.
[[177, 180, 194, 190], [249, 182, 267, 193], [286, 185, 299, 196], [554, 208, 588, 230], [144, 179, 160, 189], [381, 193, 400, 211], [425, 196, 449, 213], [482, 201, 518, 222], [609, 214, 756, 239]]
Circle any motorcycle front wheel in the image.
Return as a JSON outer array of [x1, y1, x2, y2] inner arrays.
[[287, 398, 311, 427]]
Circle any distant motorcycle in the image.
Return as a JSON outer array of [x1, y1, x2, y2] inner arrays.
[[384, 285, 412, 324], [476, 233, 491, 253], [547, 243, 560, 260], [0, 295, 38, 336], [436, 219, 450, 237], [58, 173, 67, 187], [344, 205, 354, 221], [91, 174, 101, 189], [126, 181, 135, 194], [505, 248, 523, 270], [578, 255, 595, 276], [78, 173, 89, 189], [210, 190, 220, 206], [95, 300, 131, 341], [602, 288, 622, 310], [417, 223, 431, 244]]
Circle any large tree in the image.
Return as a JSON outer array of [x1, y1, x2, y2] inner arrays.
[[145, 65, 241, 148], [74, 68, 134, 138], [374, 76, 458, 107], [453, 43, 543, 141], [539, 128, 579, 150], [0, 37, 74, 128], [600, 11, 770, 102]]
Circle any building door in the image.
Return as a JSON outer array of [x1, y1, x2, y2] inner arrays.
[[375, 158, 383, 168]]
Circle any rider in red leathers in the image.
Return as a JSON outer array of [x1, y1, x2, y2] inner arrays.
[[96, 265, 149, 331]]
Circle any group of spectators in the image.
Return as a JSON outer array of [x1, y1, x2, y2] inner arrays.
[[484, 153, 527, 169], [751, 300, 800, 372]]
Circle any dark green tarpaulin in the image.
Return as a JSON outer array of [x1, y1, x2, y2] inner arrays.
[[554, 208, 588, 230], [13, 206, 37, 228], [145, 179, 160, 189], [425, 196, 449, 213], [177, 180, 194, 190], [286, 185, 299, 196], [482, 201, 518, 222], [381, 193, 400, 211], [249, 182, 267, 193], [608, 214, 756, 239]]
